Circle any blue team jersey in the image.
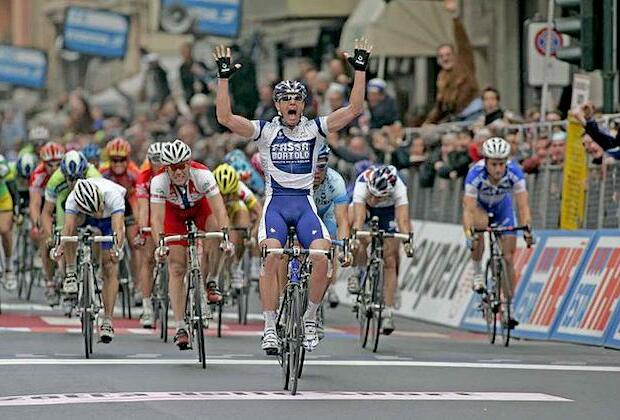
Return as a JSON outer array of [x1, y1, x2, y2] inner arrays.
[[464, 159, 526, 210], [314, 168, 348, 221]]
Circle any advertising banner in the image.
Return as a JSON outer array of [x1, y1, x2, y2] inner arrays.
[[560, 117, 588, 230], [162, 0, 242, 38], [604, 310, 620, 349], [0, 45, 47, 89], [63, 7, 130, 58], [460, 236, 538, 332], [512, 233, 593, 339], [552, 232, 620, 345]]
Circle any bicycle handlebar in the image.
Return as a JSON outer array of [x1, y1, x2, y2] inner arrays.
[[261, 246, 333, 259], [353, 230, 412, 242], [161, 231, 226, 245], [58, 235, 115, 244], [473, 225, 531, 234], [139, 226, 152, 234]]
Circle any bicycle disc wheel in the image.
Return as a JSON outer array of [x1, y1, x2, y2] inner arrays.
[[193, 273, 206, 369], [484, 261, 497, 344]]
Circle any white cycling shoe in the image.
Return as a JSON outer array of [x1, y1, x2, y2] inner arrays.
[[303, 319, 319, 351], [261, 327, 279, 355], [472, 274, 485, 294]]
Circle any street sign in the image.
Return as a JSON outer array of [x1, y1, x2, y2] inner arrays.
[[0, 45, 47, 89], [63, 7, 130, 59], [527, 22, 571, 86]]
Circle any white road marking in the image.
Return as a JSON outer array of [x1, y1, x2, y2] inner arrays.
[[0, 327, 30, 332], [126, 328, 154, 335], [392, 331, 449, 339], [127, 354, 161, 358], [0, 391, 572, 406], [0, 358, 618, 372], [41, 317, 81, 326]]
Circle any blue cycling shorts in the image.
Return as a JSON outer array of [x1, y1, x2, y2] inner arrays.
[[83, 216, 114, 250], [366, 205, 397, 233], [479, 197, 517, 236]]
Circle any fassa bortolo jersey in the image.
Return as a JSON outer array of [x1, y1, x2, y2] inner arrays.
[[252, 116, 327, 196]]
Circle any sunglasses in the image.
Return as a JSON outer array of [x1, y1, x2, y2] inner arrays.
[[278, 94, 303, 103], [45, 160, 60, 166], [168, 161, 189, 172], [111, 157, 127, 163], [316, 161, 328, 170]]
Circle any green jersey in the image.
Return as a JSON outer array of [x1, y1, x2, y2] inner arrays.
[[45, 164, 101, 227]]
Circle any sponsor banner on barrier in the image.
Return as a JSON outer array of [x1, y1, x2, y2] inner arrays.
[[512, 233, 593, 339], [460, 238, 537, 332], [604, 311, 620, 349], [552, 233, 620, 345], [395, 221, 474, 327]]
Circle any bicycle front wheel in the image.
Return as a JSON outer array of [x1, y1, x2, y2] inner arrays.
[[370, 261, 384, 353], [81, 265, 93, 358], [484, 260, 498, 345], [288, 285, 303, 395], [497, 260, 511, 347], [192, 272, 206, 369]]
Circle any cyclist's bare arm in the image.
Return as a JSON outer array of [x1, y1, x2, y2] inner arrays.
[[215, 81, 254, 138], [61, 213, 78, 263], [207, 193, 230, 230], [326, 70, 365, 133], [249, 201, 263, 237], [29, 189, 42, 228], [462, 195, 478, 233], [137, 197, 149, 229], [150, 201, 165, 244], [111, 213, 125, 249], [395, 204, 411, 234], [41, 200, 54, 238], [352, 202, 366, 231], [335, 203, 350, 240], [514, 191, 532, 228]]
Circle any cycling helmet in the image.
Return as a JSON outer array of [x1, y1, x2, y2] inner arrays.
[[39, 142, 65, 162], [250, 152, 263, 176], [272, 80, 308, 102], [213, 163, 239, 195], [482, 137, 511, 159], [106, 137, 131, 158], [354, 160, 374, 178], [224, 149, 247, 164], [147, 142, 163, 164], [161, 139, 191, 165], [0, 155, 8, 178], [230, 159, 251, 182], [73, 179, 103, 216], [60, 150, 88, 181], [29, 126, 50, 142], [16, 153, 38, 179], [317, 144, 331, 160], [82, 144, 101, 162], [368, 165, 398, 197]]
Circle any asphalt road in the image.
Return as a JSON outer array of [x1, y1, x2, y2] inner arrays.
[[0, 285, 619, 420]]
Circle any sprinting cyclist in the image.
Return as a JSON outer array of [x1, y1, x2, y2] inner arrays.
[[151, 139, 230, 350], [135, 142, 164, 328], [30, 141, 65, 294], [43, 151, 100, 304], [0, 155, 15, 289], [6, 152, 37, 217], [350, 164, 413, 335], [54, 178, 126, 343], [463, 137, 534, 329], [213, 163, 263, 288], [313, 144, 350, 307], [214, 38, 372, 353]]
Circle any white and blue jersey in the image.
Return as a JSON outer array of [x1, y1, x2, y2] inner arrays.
[[314, 168, 348, 237], [352, 169, 408, 232], [464, 159, 526, 231], [253, 116, 330, 247]]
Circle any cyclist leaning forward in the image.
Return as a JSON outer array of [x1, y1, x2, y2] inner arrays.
[[350, 164, 413, 335], [213, 38, 371, 353], [151, 140, 231, 350], [463, 137, 534, 329]]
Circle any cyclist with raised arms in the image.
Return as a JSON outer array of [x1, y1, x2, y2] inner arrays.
[[135, 142, 164, 328], [214, 38, 372, 353], [463, 137, 534, 329], [151, 139, 230, 350], [213, 163, 263, 289], [55, 178, 126, 343], [43, 151, 101, 304], [313, 144, 350, 307], [30, 142, 65, 294], [350, 164, 413, 335]]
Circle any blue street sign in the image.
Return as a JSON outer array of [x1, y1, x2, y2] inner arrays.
[[0, 45, 47, 89], [63, 7, 130, 58]]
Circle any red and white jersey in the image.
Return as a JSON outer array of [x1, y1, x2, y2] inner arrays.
[[29, 163, 53, 194], [136, 166, 164, 200], [150, 161, 219, 209]]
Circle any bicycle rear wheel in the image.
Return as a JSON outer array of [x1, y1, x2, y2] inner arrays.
[[192, 272, 207, 369]]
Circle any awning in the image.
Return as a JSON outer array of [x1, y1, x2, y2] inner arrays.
[[339, 0, 454, 57], [245, 0, 359, 22]]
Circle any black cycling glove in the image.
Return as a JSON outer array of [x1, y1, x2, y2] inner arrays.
[[347, 48, 371, 72], [215, 56, 240, 79]]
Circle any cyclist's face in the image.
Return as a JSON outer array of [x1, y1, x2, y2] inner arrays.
[[276, 95, 305, 126], [167, 162, 190, 185], [486, 158, 507, 182], [367, 192, 385, 206], [44, 159, 60, 174], [110, 157, 128, 175], [313, 160, 327, 187]]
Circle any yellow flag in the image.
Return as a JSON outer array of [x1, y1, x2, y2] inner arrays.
[[560, 116, 587, 229]]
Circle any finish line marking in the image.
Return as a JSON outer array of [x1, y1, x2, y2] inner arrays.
[[0, 391, 572, 406], [0, 358, 619, 372]]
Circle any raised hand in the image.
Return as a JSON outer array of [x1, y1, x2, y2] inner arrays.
[[212, 45, 242, 79], [345, 38, 373, 72]]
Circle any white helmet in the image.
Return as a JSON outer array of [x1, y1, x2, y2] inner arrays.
[[161, 139, 191, 165], [29, 126, 50, 142], [73, 179, 103, 216], [482, 137, 511, 159], [147, 142, 164, 164]]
